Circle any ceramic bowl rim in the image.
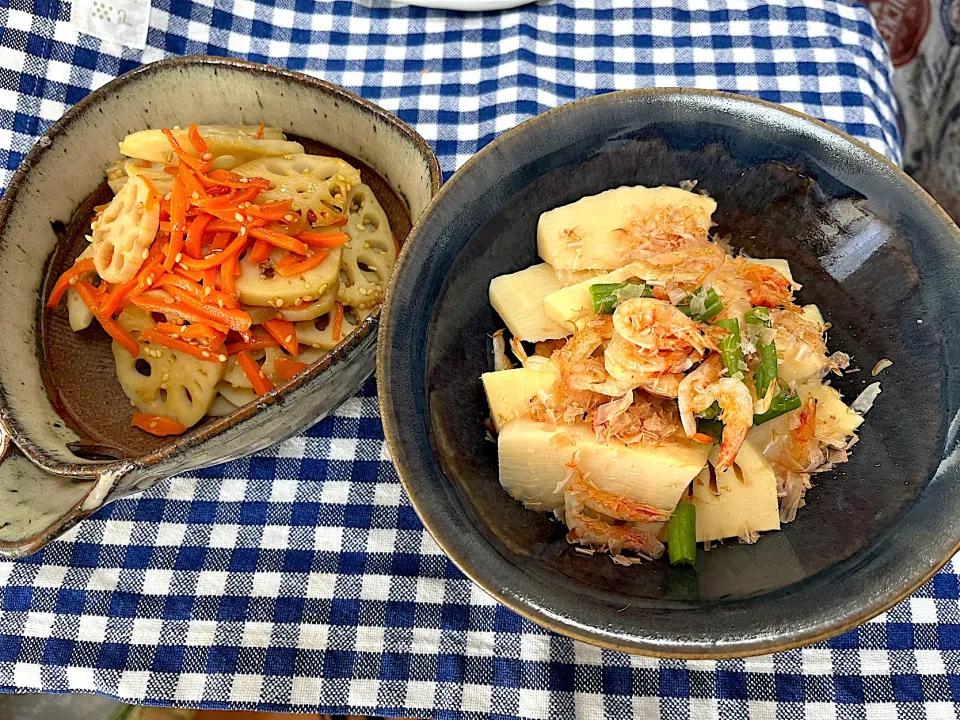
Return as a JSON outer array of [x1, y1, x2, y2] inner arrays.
[[0, 54, 442, 479], [377, 86, 960, 657]]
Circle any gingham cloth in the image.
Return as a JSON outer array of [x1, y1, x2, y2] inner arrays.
[[0, 1, 942, 718]]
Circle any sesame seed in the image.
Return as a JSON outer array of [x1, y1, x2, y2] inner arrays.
[[234, 212, 244, 223], [202, 351, 210, 358], [146, 277, 153, 286], [142, 250, 149, 259], [164, 193, 172, 201], [174, 253, 183, 263], [162, 373, 170, 381], [173, 125, 181, 131], [164, 297, 175, 305], [284, 334, 293, 343], [178, 263, 189, 271], [180, 326, 186, 334], [283, 214, 295, 222], [159, 383, 167, 390], [239, 226, 247, 236], [245, 215, 253, 223], [191, 191, 200, 200], [69, 277, 78, 286], [218, 354, 227, 362], [217, 299, 224, 308], [202, 153, 213, 161], [204, 287, 212, 296]]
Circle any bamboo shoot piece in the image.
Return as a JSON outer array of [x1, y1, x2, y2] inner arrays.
[[482, 367, 559, 432], [498, 417, 710, 513], [537, 186, 716, 271], [489, 264, 574, 342]]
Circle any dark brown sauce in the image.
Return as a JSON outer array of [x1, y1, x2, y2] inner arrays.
[[40, 134, 412, 460]]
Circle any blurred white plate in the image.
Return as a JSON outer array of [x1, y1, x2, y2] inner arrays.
[[395, 0, 532, 10]]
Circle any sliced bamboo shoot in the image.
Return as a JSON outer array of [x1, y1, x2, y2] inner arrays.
[[498, 417, 710, 512], [489, 264, 573, 342], [537, 186, 716, 271], [482, 366, 558, 432], [543, 262, 647, 330]]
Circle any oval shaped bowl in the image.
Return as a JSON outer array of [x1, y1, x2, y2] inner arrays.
[[378, 88, 960, 657], [0, 55, 440, 556]]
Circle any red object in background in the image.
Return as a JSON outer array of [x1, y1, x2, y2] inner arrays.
[[867, 0, 931, 67]]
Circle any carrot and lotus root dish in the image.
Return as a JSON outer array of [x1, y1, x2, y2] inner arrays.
[[47, 124, 396, 437], [485, 184, 881, 565]]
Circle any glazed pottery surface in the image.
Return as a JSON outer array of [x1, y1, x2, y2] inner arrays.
[[0, 55, 440, 556], [378, 88, 960, 656]]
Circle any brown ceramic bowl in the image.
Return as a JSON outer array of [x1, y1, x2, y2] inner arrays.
[[0, 55, 440, 556]]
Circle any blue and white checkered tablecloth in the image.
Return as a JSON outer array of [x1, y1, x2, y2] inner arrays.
[[4, 1, 952, 718]]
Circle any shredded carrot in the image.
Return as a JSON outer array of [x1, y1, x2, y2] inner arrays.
[[275, 249, 331, 278], [178, 163, 208, 201], [314, 214, 348, 228], [298, 231, 350, 249], [131, 296, 231, 333], [207, 220, 244, 234], [47, 258, 96, 307], [237, 350, 274, 395], [332, 301, 344, 342], [74, 281, 139, 356], [131, 413, 188, 437], [211, 232, 231, 251], [247, 239, 272, 265], [197, 184, 263, 212], [175, 269, 207, 287], [263, 318, 298, 357], [140, 160, 152, 168], [275, 253, 299, 271], [221, 253, 238, 295], [100, 278, 138, 317], [164, 285, 252, 333], [187, 123, 209, 157], [199, 202, 257, 225], [246, 200, 293, 221], [138, 175, 162, 203], [185, 212, 214, 258], [164, 174, 188, 271], [130, 244, 167, 297], [253, 122, 265, 140], [178, 234, 249, 270], [153, 273, 238, 308], [203, 267, 218, 290], [224, 334, 280, 355], [155, 321, 221, 341], [198, 169, 270, 191], [274, 357, 309, 382], [140, 328, 225, 363], [250, 227, 309, 255], [161, 128, 204, 171]]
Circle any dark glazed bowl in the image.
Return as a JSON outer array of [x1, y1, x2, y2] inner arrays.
[[378, 88, 960, 657], [0, 55, 441, 557]]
